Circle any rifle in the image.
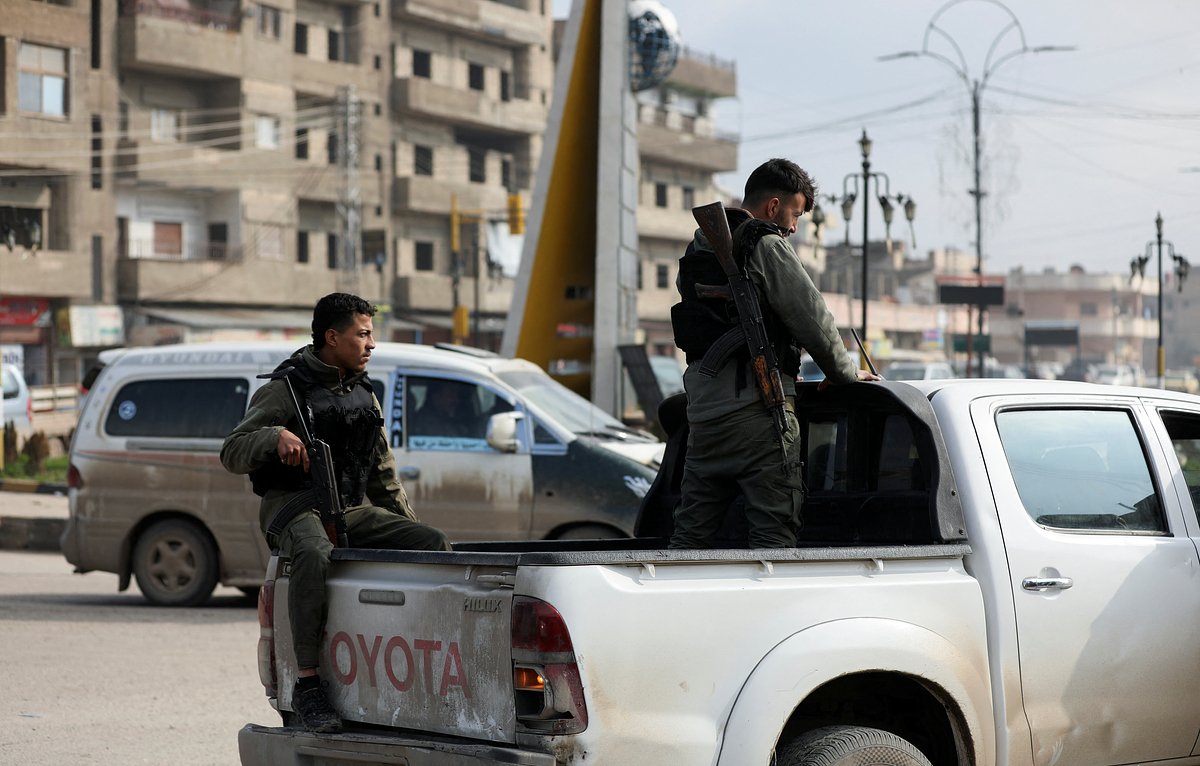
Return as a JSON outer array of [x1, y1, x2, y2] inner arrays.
[[281, 376, 348, 548], [690, 201, 790, 469]]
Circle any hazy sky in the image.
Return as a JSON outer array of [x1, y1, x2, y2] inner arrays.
[[555, 0, 1200, 278]]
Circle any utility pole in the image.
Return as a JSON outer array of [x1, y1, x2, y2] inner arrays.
[[336, 85, 361, 293]]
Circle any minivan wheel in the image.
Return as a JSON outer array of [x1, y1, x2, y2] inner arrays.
[[132, 519, 219, 607], [776, 725, 932, 766]]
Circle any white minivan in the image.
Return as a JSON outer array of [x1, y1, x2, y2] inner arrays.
[[62, 342, 662, 605]]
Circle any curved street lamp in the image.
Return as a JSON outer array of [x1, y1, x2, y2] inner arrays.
[[879, 0, 1073, 376], [1131, 212, 1189, 388]]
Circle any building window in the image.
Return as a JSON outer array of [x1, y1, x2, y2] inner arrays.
[[682, 186, 694, 210], [468, 63, 485, 91], [153, 222, 183, 258], [327, 131, 339, 165], [468, 147, 486, 183], [500, 71, 511, 102], [1080, 302, 1099, 317], [413, 49, 431, 78], [327, 233, 339, 269], [501, 158, 511, 190], [415, 241, 434, 272], [294, 22, 308, 54], [18, 43, 69, 118], [150, 109, 180, 142], [636, 262, 643, 290], [656, 263, 669, 289], [256, 4, 281, 38], [655, 183, 668, 208], [327, 30, 341, 62], [295, 127, 309, 159], [91, 115, 103, 189], [297, 231, 310, 263], [414, 145, 433, 176], [255, 115, 280, 149]]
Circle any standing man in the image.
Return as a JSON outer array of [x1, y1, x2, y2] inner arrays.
[[222, 293, 450, 733], [669, 158, 878, 549]]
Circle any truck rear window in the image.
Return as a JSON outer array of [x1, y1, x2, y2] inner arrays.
[[105, 378, 249, 438]]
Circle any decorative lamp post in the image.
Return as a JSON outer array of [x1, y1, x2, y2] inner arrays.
[[1131, 212, 1189, 388]]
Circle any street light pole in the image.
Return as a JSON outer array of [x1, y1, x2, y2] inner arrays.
[[880, 0, 1072, 377], [1131, 212, 1189, 388], [812, 129, 915, 355]]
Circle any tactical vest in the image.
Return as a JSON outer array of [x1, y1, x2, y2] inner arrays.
[[671, 212, 801, 381], [249, 359, 383, 507]]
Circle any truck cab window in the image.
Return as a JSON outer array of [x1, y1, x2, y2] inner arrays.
[[997, 409, 1164, 533], [1158, 411, 1200, 524]]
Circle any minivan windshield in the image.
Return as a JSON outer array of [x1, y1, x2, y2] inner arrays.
[[496, 369, 653, 440]]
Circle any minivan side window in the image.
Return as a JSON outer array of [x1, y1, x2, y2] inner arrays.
[[2, 367, 19, 399], [405, 376, 513, 452], [105, 378, 249, 439], [996, 408, 1164, 533], [1158, 411, 1200, 525]]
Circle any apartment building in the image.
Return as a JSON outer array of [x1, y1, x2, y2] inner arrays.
[[0, 0, 120, 384]]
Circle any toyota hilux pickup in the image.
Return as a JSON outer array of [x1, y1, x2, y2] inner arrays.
[[239, 379, 1200, 766]]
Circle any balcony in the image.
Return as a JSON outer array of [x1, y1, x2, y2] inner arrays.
[[115, 139, 244, 188], [636, 204, 694, 243], [394, 272, 513, 313], [293, 55, 371, 99], [392, 0, 545, 46], [118, 252, 333, 306], [393, 175, 507, 217], [668, 47, 737, 98], [0, 248, 94, 299], [118, 0, 244, 80], [638, 121, 738, 173], [391, 77, 546, 135]]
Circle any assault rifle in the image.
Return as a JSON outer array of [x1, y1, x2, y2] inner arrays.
[[690, 201, 790, 468], [282, 376, 348, 548]]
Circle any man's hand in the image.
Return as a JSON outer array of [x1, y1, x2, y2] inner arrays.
[[277, 428, 310, 471], [817, 369, 881, 391]]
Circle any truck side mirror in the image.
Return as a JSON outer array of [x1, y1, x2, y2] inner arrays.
[[486, 411, 524, 453]]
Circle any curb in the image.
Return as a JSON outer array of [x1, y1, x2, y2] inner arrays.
[[0, 516, 65, 552], [0, 479, 69, 495]]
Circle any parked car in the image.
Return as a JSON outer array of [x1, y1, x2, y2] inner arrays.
[[882, 360, 956, 381], [2, 362, 33, 439], [62, 342, 662, 606], [1089, 363, 1140, 386], [1164, 369, 1199, 394]]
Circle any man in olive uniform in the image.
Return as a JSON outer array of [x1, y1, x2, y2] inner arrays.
[[669, 159, 878, 549], [221, 293, 450, 733]]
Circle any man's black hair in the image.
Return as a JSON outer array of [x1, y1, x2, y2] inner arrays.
[[743, 158, 817, 213], [311, 292, 376, 349]]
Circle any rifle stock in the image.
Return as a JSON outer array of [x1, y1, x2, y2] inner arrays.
[[692, 202, 736, 277]]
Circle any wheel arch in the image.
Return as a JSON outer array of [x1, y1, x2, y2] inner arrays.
[[715, 617, 993, 766], [119, 510, 222, 591]]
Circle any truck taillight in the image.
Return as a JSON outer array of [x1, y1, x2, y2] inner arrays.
[[67, 463, 82, 489], [511, 596, 587, 734], [256, 580, 277, 698]]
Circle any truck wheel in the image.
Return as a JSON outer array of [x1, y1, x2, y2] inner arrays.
[[132, 519, 219, 607], [776, 726, 932, 766]]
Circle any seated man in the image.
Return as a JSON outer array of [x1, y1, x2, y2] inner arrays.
[[411, 380, 479, 439]]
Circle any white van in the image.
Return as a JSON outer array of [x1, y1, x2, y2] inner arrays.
[[2, 362, 33, 439], [62, 342, 662, 605]]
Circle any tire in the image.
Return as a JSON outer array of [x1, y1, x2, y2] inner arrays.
[[553, 524, 624, 540], [776, 725, 932, 766], [132, 519, 219, 606]]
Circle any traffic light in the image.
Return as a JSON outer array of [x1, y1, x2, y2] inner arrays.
[[507, 192, 524, 235], [452, 305, 470, 344]]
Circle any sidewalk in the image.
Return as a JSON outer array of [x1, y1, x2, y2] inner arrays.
[[0, 482, 69, 552]]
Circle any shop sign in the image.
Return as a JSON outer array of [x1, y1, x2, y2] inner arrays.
[[0, 297, 50, 326], [56, 305, 126, 348]]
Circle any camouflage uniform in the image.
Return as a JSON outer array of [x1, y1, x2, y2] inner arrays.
[[669, 224, 859, 549], [221, 346, 449, 668]]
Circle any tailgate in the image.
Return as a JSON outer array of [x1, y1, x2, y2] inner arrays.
[[277, 557, 518, 742]]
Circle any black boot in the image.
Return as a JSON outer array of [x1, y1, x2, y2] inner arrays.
[[292, 679, 343, 733]]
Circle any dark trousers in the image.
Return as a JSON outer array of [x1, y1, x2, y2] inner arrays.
[[273, 505, 450, 669], [670, 400, 804, 549]]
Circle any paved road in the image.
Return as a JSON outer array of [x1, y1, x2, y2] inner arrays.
[[0, 550, 275, 765]]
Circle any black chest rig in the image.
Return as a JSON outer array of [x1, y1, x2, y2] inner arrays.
[[249, 360, 383, 507], [671, 212, 801, 385]]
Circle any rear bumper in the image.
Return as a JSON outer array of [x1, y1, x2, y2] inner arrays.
[[238, 724, 558, 766]]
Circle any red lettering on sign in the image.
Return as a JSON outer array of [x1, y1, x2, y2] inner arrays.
[[414, 639, 442, 694], [330, 631, 357, 684], [439, 641, 470, 698], [357, 634, 383, 688], [384, 635, 415, 691]]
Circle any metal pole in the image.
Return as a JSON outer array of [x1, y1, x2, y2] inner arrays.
[[971, 82, 986, 378], [1157, 212, 1165, 388], [861, 153, 870, 341]]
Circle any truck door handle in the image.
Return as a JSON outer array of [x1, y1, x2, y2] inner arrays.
[[1022, 576, 1073, 592], [399, 466, 420, 480]]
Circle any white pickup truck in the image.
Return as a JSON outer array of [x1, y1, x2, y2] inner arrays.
[[238, 379, 1200, 766]]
